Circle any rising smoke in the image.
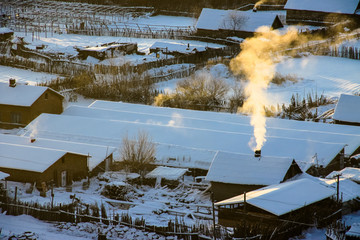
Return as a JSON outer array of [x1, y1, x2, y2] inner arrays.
[[230, 26, 306, 151]]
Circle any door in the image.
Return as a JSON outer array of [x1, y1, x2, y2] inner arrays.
[[61, 170, 67, 187]]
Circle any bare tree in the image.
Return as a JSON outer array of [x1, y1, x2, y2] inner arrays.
[[120, 130, 156, 176], [222, 10, 248, 33]]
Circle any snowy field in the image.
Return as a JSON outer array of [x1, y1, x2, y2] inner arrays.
[[16, 31, 223, 57]]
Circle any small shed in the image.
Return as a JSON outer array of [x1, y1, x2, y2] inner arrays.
[[145, 166, 188, 188], [75, 42, 137, 60], [149, 42, 206, 56], [333, 94, 360, 126], [196, 8, 283, 38], [0, 81, 64, 129], [215, 178, 337, 239], [284, 0, 360, 25], [206, 151, 302, 201], [347, 223, 360, 240], [0, 142, 88, 189], [0, 27, 14, 41]]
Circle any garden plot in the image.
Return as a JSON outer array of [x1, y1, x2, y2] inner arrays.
[[5, 171, 212, 228]]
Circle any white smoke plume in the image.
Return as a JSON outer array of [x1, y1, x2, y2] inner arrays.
[[230, 26, 304, 151]]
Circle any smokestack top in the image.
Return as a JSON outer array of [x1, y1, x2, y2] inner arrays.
[[30, 138, 36, 143], [9, 78, 16, 87], [252, 7, 257, 12], [254, 149, 261, 158]]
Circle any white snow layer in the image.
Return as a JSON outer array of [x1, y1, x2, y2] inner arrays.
[[205, 151, 297, 185], [284, 0, 360, 14], [333, 94, 360, 124], [215, 178, 335, 216]]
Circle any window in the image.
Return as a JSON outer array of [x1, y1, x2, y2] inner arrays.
[[44, 93, 49, 100], [62, 157, 65, 163], [10, 112, 21, 124]]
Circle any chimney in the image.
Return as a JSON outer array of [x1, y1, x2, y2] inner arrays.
[[9, 78, 16, 87], [30, 138, 36, 143], [254, 149, 261, 158], [252, 7, 257, 12]]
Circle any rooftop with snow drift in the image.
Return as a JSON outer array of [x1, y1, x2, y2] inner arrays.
[[196, 8, 282, 32], [0, 171, 9, 180], [23, 109, 348, 172], [284, 0, 360, 14], [326, 167, 360, 184], [205, 151, 300, 185], [63, 103, 360, 170], [0, 134, 116, 171], [0, 142, 82, 173], [145, 166, 188, 180], [0, 82, 62, 107], [333, 94, 360, 124], [215, 178, 335, 216]]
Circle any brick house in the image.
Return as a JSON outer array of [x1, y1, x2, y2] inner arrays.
[[0, 80, 64, 129]]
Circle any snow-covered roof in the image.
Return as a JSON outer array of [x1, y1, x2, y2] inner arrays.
[[88, 100, 360, 155], [215, 178, 335, 216], [63, 104, 349, 171], [347, 223, 360, 237], [0, 142, 70, 173], [0, 83, 62, 107], [145, 166, 188, 180], [326, 167, 360, 184], [0, 171, 9, 180], [284, 0, 360, 14], [0, 133, 115, 171], [150, 42, 206, 54], [206, 151, 298, 185], [196, 8, 281, 32], [320, 177, 360, 202], [0, 27, 14, 34], [333, 94, 360, 124]]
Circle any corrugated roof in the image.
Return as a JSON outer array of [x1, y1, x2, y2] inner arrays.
[[215, 178, 335, 216], [333, 94, 360, 124], [284, 0, 360, 14]]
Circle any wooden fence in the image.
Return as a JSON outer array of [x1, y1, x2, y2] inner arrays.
[[0, 198, 216, 240]]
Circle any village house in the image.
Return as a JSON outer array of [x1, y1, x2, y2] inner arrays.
[[195, 8, 283, 38], [284, 0, 360, 25], [333, 94, 360, 126], [145, 166, 188, 188], [0, 133, 116, 176], [75, 42, 137, 60], [0, 142, 88, 189], [215, 178, 338, 239], [0, 80, 64, 129], [206, 151, 303, 201]]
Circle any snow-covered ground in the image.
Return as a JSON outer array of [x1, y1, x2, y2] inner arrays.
[[0, 65, 59, 85]]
